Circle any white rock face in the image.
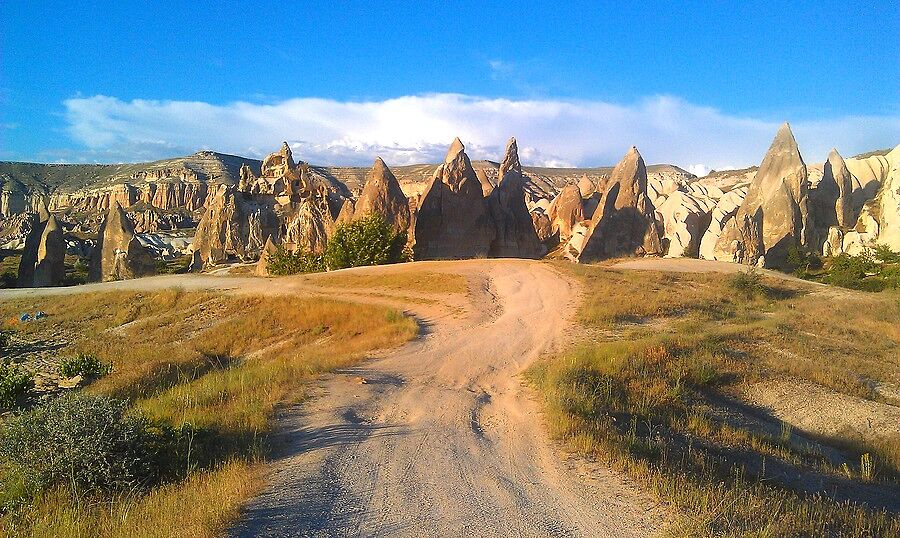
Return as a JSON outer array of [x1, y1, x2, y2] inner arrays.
[[694, 168, 755, 192], [839, 146, 900, 255], [698, 186, 749, 260], [563, 221, 591, 261], [137, 232, 194, 260], [647, 177, 681, 207], [822, 226, 843, 257], [846, 152, 891, 202], [655, 191, 717, 258]]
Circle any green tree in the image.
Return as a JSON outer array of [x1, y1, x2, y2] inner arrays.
[[324, 214, 409, 270]]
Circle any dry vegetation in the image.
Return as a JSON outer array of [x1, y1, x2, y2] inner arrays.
[[0, 289, 417, 537], [315, 270, 469, 295], [528, 264, 900, 536]]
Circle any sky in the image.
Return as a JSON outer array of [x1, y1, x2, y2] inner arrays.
[[1, 1, 898, 174]]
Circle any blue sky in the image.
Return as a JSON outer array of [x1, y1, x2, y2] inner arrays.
[[1, 1, 898, 171]]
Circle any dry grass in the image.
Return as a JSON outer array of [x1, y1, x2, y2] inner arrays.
[[1, 460, 260, 538], [0, 290, 417, 537], [528, 265, 900, 536], [568, 265, 900, 400], [315, 270, 469, 295]]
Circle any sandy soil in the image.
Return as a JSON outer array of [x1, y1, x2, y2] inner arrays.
[[1, 260, 666, 537], [742, 379, 900, 439]]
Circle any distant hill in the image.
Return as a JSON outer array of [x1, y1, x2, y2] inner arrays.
[[0, 151, 696, 201], [0, 151, 262, 195]]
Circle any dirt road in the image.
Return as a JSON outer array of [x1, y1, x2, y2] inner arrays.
[[225, 260, 663, 537], [1, 259, 665, 536]]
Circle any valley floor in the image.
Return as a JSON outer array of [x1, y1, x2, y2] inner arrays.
[[2, 258, 898, 536]]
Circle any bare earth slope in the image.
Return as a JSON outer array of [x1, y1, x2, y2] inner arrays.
[[0, 260, 665, 537]]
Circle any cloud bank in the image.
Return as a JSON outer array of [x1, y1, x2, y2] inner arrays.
[[62, 94, 899, 172]]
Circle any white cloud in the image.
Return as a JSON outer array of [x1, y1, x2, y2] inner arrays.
[[686, 164, 710, 177], [62, 93, 900, 169]]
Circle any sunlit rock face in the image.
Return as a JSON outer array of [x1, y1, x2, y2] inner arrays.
[[712, 123, 809, 268], [573, 146, 661, 263], [90, 203, 156, 282]]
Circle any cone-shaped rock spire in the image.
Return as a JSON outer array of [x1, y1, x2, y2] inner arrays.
[[354, 157, 411, 234], [575, 146, 662, 261], [413, 138, 495, 259], [90, 202, 156, 282], [713, 122, 809, 267], [488, 137, 544, 258]]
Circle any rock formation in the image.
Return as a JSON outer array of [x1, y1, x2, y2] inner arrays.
[[845, 151, 891, 214], [284, 197, 331, 254], [192, 143, 340, 267], [531, 210, 553, 243], [547, 184, 584, 242], [487, 138, 544, 258], [698, 186, 749, 260], [573, 146, 662, 262], [655, 192, 715, 258], [810, 149, 854, 251], [90, 203, 156, 282], [476, 169, 494, 196], [32, 215, 66, 287], [256, 236, 279, 276], [192, 186, 242, 265], [841, 145, 900, 254], [577, 175, 595, 198], [712, 123, 809, 267], [413, 138, 495, 259], [17, 207, 66, 287], [16, 206, 50, 287], [1, 178, 28, 217], [353, 157, 411, 234], [335, 199, 355, 226]]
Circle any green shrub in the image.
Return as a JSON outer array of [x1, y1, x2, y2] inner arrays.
[[813, 246, 900, 292], [727, 268, 766, 300], [58, 353, 111, 378], [824, 252, 883, 291], [0, 330, 10, 351], [872, 244, 900, 264], [0, 363, 33, 407], [324, 213, 409, 270], [0, 394, 165, 495], [785, 245, 822, 275], [61, 257, 90, 286], [265, 247, 326, 276]]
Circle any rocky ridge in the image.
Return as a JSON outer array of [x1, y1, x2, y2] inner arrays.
[[2, 129, 899, 287]]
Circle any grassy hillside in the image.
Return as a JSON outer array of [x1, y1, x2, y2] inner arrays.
[[529, 264, 900, 536], [0, 289, 418, 537]]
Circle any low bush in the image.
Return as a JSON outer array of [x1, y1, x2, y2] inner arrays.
[[786, 245, 823, 274], [0, 394, 169, 496], [821, 247, 900, 291], [264, 214, 410, 275], [872, 244, 900, 264], [58, 353, 111, 378], [324, 213, 409, 270], [265, 247, 326, 275], [726, 267, 766, 299], [0, 362, 33, 407]]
